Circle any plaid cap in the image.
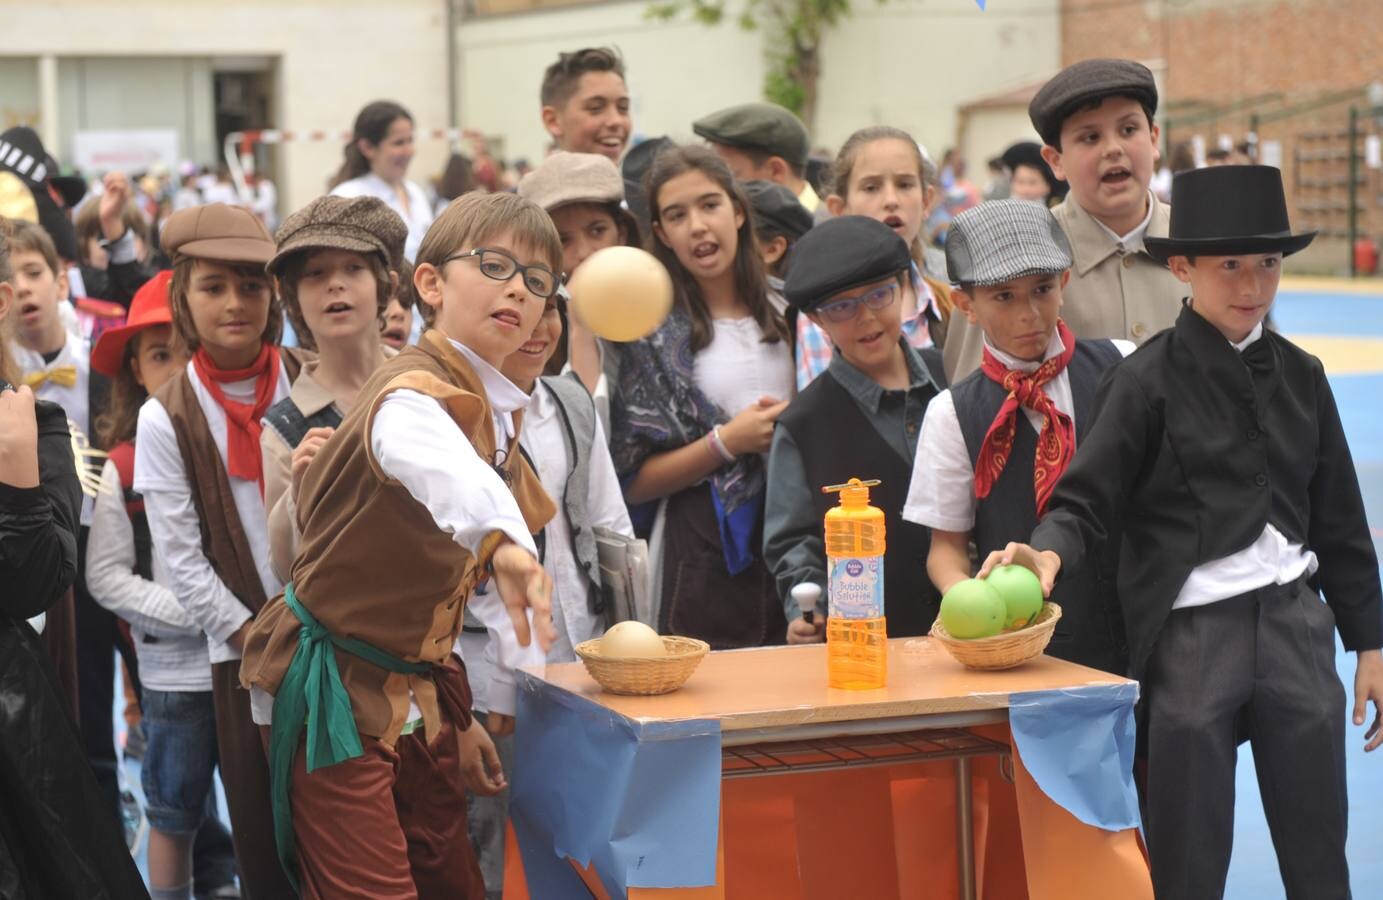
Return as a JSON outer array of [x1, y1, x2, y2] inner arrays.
[[945, 200, 1073, 287], [268, 195, 407, 275]]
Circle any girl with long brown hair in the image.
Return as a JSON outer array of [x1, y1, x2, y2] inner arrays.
[[609, 144, 793, 648]]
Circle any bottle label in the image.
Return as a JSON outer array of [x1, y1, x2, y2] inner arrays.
[[828, 555, 884, 619]]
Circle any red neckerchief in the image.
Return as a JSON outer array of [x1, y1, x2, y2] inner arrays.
[[974, 319, 1077, 517], [191, 343, 280, 492]]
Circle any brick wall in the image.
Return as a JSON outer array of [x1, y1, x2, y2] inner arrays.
[[1061, 0, 1383, 273]]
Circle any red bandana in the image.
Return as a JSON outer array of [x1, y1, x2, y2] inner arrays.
[[191, 343, 280, 492], [974, 320, 1077, 517]]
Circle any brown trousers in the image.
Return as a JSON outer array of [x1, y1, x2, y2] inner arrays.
[[280, 715, 486, 900], [212, 659, 296, 900]]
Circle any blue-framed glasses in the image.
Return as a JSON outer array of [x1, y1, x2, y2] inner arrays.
[[442, 247, 559, 299], [816, 282, 899, 323]]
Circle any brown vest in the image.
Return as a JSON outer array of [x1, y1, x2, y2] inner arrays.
[[239, 331, 556, 744], [156, 348, 309, 614]]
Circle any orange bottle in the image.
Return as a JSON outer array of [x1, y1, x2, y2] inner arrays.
[[822, 478, 887, 690]]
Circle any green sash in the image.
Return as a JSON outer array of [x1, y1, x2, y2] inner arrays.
[[269, 582, 432, 893]]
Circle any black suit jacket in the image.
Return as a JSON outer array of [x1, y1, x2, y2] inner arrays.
[[1033, 303, 1382, 676]]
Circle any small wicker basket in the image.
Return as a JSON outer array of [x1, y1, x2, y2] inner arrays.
[[929, 602, 1063, 670], [574, 635, 710, 695]]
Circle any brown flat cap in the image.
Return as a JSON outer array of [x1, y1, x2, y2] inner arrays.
[[161, 203, 276, 265], [518, 151, 624, 212], [268, 195, 408, 275], [1028, 59, 1158, 147]]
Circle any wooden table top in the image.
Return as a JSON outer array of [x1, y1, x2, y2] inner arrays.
[[528, 637, 1134, 734]]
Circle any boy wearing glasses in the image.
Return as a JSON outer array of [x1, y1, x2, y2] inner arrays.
[[766, 215, 947, 643], [902, 200, 1130, 673], [239, 192, 559, 896]]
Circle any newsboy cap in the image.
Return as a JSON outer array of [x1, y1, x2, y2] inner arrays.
[[743, 180, 814, 242], [267, 195, 408, 275], [1028, 58, 1158, 147], [783, 215, 911, 312], [519, 151, 625, 212], [693, 102, 810, 168], [161, 203, 277, 265], [945, 199, 1073, 287]]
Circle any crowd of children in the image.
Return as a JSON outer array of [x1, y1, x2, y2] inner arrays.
[[0, 47, 1379, 900]]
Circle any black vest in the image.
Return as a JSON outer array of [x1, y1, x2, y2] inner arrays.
[[951, 340, 1127, 673], [778, 351, 946, 637], [262, 395, 344, 451]]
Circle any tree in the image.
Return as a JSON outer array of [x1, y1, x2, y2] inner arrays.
[[646, 0, 869, 134]]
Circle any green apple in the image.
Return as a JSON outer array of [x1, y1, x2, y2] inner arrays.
[[939, 579, 1006, 639], [986, 565, 1044, 630]]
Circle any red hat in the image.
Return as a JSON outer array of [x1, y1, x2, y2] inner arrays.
[[91, 270, 175, 378]]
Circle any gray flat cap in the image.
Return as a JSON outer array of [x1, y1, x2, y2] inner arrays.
[[945, 200, 1073, 286], [1028, 58, 1158, 147], [693, 102, 810, 168]]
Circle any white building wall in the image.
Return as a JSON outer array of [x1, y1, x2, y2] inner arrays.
[[1, 0, 1058, 211], [1, 0, 452, 212]]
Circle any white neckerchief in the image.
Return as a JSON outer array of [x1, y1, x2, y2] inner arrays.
[[448, 338, 530, 447]]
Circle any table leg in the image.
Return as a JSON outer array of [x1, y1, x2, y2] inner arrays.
[[955, 756, 976, 900]]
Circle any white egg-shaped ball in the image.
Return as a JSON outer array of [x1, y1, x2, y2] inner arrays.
[[600, 620, 667, 658], [567, 246, 674, 342]]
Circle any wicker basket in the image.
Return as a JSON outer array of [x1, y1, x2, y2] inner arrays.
[[574, 635, 710, 695], [929, 603, 1063, 670]]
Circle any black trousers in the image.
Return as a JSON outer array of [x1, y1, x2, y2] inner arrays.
[[1144, 577, 1350, 900]]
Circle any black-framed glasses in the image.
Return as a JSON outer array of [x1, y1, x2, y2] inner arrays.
[[816, 282, 899, 323], [442, 247, 559, 299]]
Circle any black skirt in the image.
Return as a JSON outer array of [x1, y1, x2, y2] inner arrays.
[[659, 484, 786, 649]]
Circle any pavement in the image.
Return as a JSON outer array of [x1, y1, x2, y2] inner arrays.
[[1226, 279, 1383, 899]]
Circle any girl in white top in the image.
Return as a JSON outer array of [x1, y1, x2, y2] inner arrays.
[[329, 101, 435, 264], [609, 145, 794, 649]]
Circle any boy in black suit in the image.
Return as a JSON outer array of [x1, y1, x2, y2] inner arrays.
[[984, 165, 1383, 899]]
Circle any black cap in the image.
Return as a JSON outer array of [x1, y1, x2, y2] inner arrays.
[[693, 103, 810, 168], [1000, 141, 1068, 201], [622, 136, 672, 234], [743, 180, 813, 242], [1028, 59, 1158, 147], [783, 216, 911, 312]]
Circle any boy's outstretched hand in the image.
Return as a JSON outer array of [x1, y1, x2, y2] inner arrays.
[[490, 542, 556, 654], [976, 542, 1062, 597], [1354, 649, 1383, 752], [459, 717, 507, 796]]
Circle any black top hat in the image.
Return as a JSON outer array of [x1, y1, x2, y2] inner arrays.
[[1144, 165, 1315, 262], [1000, 141, 1068, 202], [0, 126, 81, 262]]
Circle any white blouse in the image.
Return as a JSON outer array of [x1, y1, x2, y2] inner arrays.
[[692, 317, 794, 424]]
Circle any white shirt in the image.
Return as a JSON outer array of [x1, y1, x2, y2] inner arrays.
[[331, 173, 435, 263], [10, 334, 94, 524], [372, 338, 543, 717], [1093, 190, 1156, 255], [135, 364, 291, 663], [521, 381, 634, 663], [903, 331, 1135, 533], [693, 317, 795, 425], [86, 459, 210, 691], [1172, 323, 1318, 609]]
